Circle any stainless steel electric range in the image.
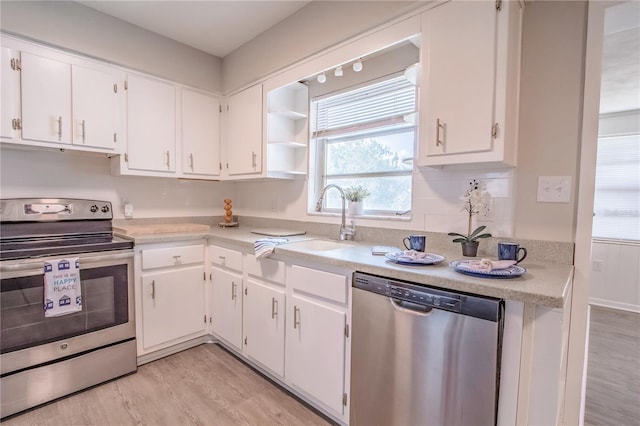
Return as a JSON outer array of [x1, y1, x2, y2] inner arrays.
[[0, 198, 136, 419]]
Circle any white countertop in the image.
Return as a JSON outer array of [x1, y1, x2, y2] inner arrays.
[[116, 224, 573, 309]]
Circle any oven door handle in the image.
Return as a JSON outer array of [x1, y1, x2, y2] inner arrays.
[[0, 251, 134, 273]]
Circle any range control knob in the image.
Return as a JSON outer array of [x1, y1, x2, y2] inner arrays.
[[90, 205, 99, 213], [101, 205, 110, 213]]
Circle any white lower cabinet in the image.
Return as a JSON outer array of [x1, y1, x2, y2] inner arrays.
[[141, 266, 206, 349], [285, 265, 349, 417], [287, 294, 347, 414], [210, 245, 244, 350], [244, 254, 286, 377], [136, 242, 207, 356], [206, 245, 351, 423], [211, 267, 243, 350]]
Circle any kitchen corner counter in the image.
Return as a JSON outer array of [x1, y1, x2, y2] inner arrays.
[[114, 224, 573, 309]]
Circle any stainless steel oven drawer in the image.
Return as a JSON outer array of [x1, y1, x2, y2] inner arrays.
[[1, 338, 137, 419]]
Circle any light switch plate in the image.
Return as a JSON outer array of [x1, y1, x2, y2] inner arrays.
[[537, 176, 572, 203]]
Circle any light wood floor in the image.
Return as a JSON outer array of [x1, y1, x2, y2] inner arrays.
[[584, 305, 640, 426], [3, 343, 332, 426]]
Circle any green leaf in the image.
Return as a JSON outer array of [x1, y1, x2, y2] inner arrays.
[[471, 233, 492, 241], [451, 238, 468, 243], [468, 225, 487, 240], [447, 232, 467, 238]]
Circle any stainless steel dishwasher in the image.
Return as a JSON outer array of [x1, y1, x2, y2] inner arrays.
[[351, 272, 504, 426]]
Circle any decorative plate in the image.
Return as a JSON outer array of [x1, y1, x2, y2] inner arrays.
[[450, 260, 526, 279], [385, 252, 445, 265]]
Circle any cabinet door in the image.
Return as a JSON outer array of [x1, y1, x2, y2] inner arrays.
[[1, 47, 21, 140], [211, 268, 243, 350], [421, 1, 497, 158], [182, 89, 221, 176], [226, 84, 262, 175], [126, 74, 176, 172], [287, 294, 346, 414], [72, 64, 117, 150], [20, 52, 72, 144], [141, 266, 206, 349], [245, 279, 285, 377]]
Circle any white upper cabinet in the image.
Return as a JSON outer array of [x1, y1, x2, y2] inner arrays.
[[20, 52, 72, 145], [1, 37, 122, 153], [225, 83, 263, 176], [125, 73, 177, 173], [418, 0, 522, 167], [1, 47, 21, 140], [181, 89, 221, 177], [71, 64, 118, 150]]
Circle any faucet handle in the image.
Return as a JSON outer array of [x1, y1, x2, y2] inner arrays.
[[342, 220, 357, 240]]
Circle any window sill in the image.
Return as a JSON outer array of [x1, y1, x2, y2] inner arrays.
[[307, 211, 412, 221]]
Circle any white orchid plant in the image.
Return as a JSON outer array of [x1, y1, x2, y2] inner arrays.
[[448, 179, 492, 243]]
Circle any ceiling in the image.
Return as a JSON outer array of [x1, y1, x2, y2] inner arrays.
[[76, 1, 311, 58]]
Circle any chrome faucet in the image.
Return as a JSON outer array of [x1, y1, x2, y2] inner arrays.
[[315, 184, 356, 240]]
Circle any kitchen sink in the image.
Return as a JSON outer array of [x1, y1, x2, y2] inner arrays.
[[285, 239, 357, 252]]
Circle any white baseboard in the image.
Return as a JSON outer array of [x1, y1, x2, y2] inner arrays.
[[588, 297, 640, 313]]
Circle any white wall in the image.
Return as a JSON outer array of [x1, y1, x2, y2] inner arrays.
[[0, 148, 235, 220], [0, 1, 222, 92], [590, 241, 640, 312], [513, 1, 587, 242]]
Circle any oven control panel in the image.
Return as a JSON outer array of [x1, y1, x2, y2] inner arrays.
[[0, 198, 113, 222]]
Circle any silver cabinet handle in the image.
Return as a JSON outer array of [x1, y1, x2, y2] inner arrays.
[[231, 281, 237, 300], [81, 119, 86, 143], [293, 305, 300, 329], [151, 280, 155, 299], [172, 255, 181, 264], [58, 116, 62, 141], [189, 153, 194, 170], [165, 150, 170, 170], [436, 118, 445, 146], [271, 297, 277, 319], [251, 151, 257, 169]]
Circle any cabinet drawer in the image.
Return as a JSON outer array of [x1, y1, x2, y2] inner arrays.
[[245, 254, 285, 284], [210, 245, 243, 271], [290, 265, 347, 304], [141, 244, 204, 270]]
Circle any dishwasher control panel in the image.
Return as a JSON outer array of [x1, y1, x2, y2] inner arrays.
[[389, 285, 460, 311], [353, 271, 502, 322]]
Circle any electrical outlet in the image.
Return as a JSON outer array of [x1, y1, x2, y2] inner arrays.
[[537, 176, 572, 203], [124, 203, 134, 218], [592, 259, 603, 272]]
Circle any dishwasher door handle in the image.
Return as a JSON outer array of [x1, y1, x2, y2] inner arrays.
[[390, 298, 433, 316]]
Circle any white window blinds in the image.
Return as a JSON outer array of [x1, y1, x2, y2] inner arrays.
[[592, 134, 640, 241], [313, 76, 416, 138]]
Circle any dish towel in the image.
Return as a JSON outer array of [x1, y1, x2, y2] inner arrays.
[[254, 238, 289, 260], [466, 258, 517, 272], [44, 257, 82, 317]]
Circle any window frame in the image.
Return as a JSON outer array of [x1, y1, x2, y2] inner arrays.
[[310, 73, 417, 218]]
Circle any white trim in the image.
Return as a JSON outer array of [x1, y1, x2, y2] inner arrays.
[[589, 298, 640, 313], [564, 1, 613, 424]]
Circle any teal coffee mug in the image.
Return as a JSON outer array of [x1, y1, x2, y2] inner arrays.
[[403, 235, 426, 252], [498, 242, 527, 263]]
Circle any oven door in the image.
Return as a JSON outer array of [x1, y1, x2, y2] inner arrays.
[[0, 250, 135, 375]]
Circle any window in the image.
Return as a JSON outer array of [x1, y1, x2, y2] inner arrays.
[[592, 133, 640, 241], [311, 75, 416, 215]]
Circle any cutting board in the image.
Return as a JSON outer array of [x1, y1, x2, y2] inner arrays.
[[251, 228, 306, 237], [114, 223, 211, 236]]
